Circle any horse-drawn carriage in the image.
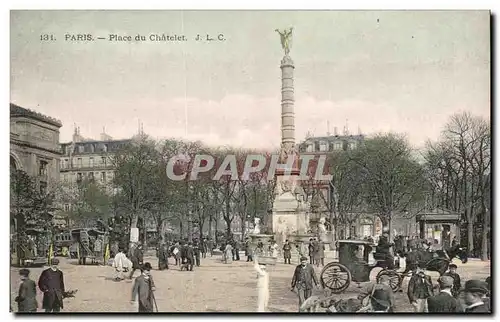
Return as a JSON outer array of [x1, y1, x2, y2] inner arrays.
[[320, 240, 402, 293], [70, 228, 108, 265], [320, 239, 468, 294]]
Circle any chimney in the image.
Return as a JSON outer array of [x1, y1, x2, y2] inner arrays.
[[326, 120, 330, 136], [334, 127, 338, 136]]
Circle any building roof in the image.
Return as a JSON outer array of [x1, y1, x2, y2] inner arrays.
[[416, 208, 460, 223], [60, 139, 132, 155], [302, 134, 365, 142], [10, 103, 62, 127]]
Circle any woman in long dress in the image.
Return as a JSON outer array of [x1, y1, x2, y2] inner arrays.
[[224, 243, 233, 264], [270, 241, 279, 258]]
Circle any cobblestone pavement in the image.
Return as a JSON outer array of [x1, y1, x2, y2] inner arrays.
[[10, 254, 490, 313]]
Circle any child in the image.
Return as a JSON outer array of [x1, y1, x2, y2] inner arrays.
[[444, 264, 461, 298], [15, 268, 37, 312]]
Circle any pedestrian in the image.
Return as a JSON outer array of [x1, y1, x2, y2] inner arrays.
[[128, 243, 144, 279], [254, 257, 269, 312], [173, 241, 181, 266], [377, 228, 395, 269], [131, 262, 156, 312], [207, 238, 214, 257], [291, 256, 319, 312], [308, 238, 315, 265], [113, 247, 128, 280], [270, 239, 278, 258], [358, 274, 395, 312], [461, 280, 490, 312], [233, 240, 241, 261], [443, 264, 461, 298], [366, 288, 392, 313], [283, 240, 292, 264], [193, 239, 201, 267], [15, 268, 37, 312], [224, 242, 233, 264], [157, 243, 169, 271], [245, 238, 254, 262], [315, 239, 325, 267], [407, 267, 433, 312], [201, 238, 207, 259], [427, 276, 461, 312], [38, 258, 66, 312]]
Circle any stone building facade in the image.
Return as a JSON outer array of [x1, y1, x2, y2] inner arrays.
[[59, 128, 131, 214], [10, 103, 63, 190], [10, 103, 63, 232]]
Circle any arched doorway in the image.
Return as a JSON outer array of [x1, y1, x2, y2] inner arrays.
[[10, 153, 22, 172]]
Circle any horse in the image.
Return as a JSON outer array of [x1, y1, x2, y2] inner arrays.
[[400, 244, 468, 276]]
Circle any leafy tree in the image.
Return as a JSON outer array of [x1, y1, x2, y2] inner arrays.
[[347, 133, 428, 241]]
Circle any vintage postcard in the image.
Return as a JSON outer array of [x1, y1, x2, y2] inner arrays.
[[10, 10, 491, 313]]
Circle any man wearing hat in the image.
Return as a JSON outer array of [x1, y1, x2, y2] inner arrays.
[[427, 276, 461, 312], [38, 258, 66, 312], [128, 242, 144, 279], [131, 262, 156, 312], [407, 266, 433, 312], [461, 280, 490, 313], [443, 264, 461, 298], [368, 288, 392, 313], [291, 256, 319, 312], [358, 274, 395, 312], [377, 228, 395, 269], [15, 268, 37, 312]]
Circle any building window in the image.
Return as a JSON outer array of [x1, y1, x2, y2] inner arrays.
[[39, 161, 48, 176], [319, 141, 328, 152], [64, 204, 70, 212], [63, 174, 68, 182], [39, 181, 47, 195], [78, 145, 84, 153], [101, 156, 107, 166], [101, 172, 106, 182], [89, 157, 94, 167], [77, 158, 82, 168], [306, 143, 314, 152], [77, 172, 83, 183], [334, 142, 342, 150], [89, 172, 95, 182]]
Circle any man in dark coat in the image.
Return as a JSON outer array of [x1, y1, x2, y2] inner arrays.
[[462, 280, 490, 313], [15, 268, 37, 312], [157, 243, 169, 271], [181, 241, 194, 271], [443, 264, 461, 297], [283, 240, 292, 264], [131, 262, 156, 312], [38, 258, 65, 312], [245, 239, 253, 262], [129, 243, 144, 279], [377, 231, 395, 269], [407, 267, 433, 312], [233, 240, 240, 261], [193, 239, 201, 267], [308, 239, 315, 265], [427, 276, 461, 312], [291, 256, 319, 312]]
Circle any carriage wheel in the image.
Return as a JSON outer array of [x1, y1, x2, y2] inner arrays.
[[320, 262, 351, 294], [376, 269, 402, 292]]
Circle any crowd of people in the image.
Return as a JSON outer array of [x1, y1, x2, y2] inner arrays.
[[12, 232, 491, 314]]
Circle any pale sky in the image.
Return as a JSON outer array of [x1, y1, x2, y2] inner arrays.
[[10, 10, 490, 149]]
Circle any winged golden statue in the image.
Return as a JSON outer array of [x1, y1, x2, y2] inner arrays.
[[275, 27, 293, 55]]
